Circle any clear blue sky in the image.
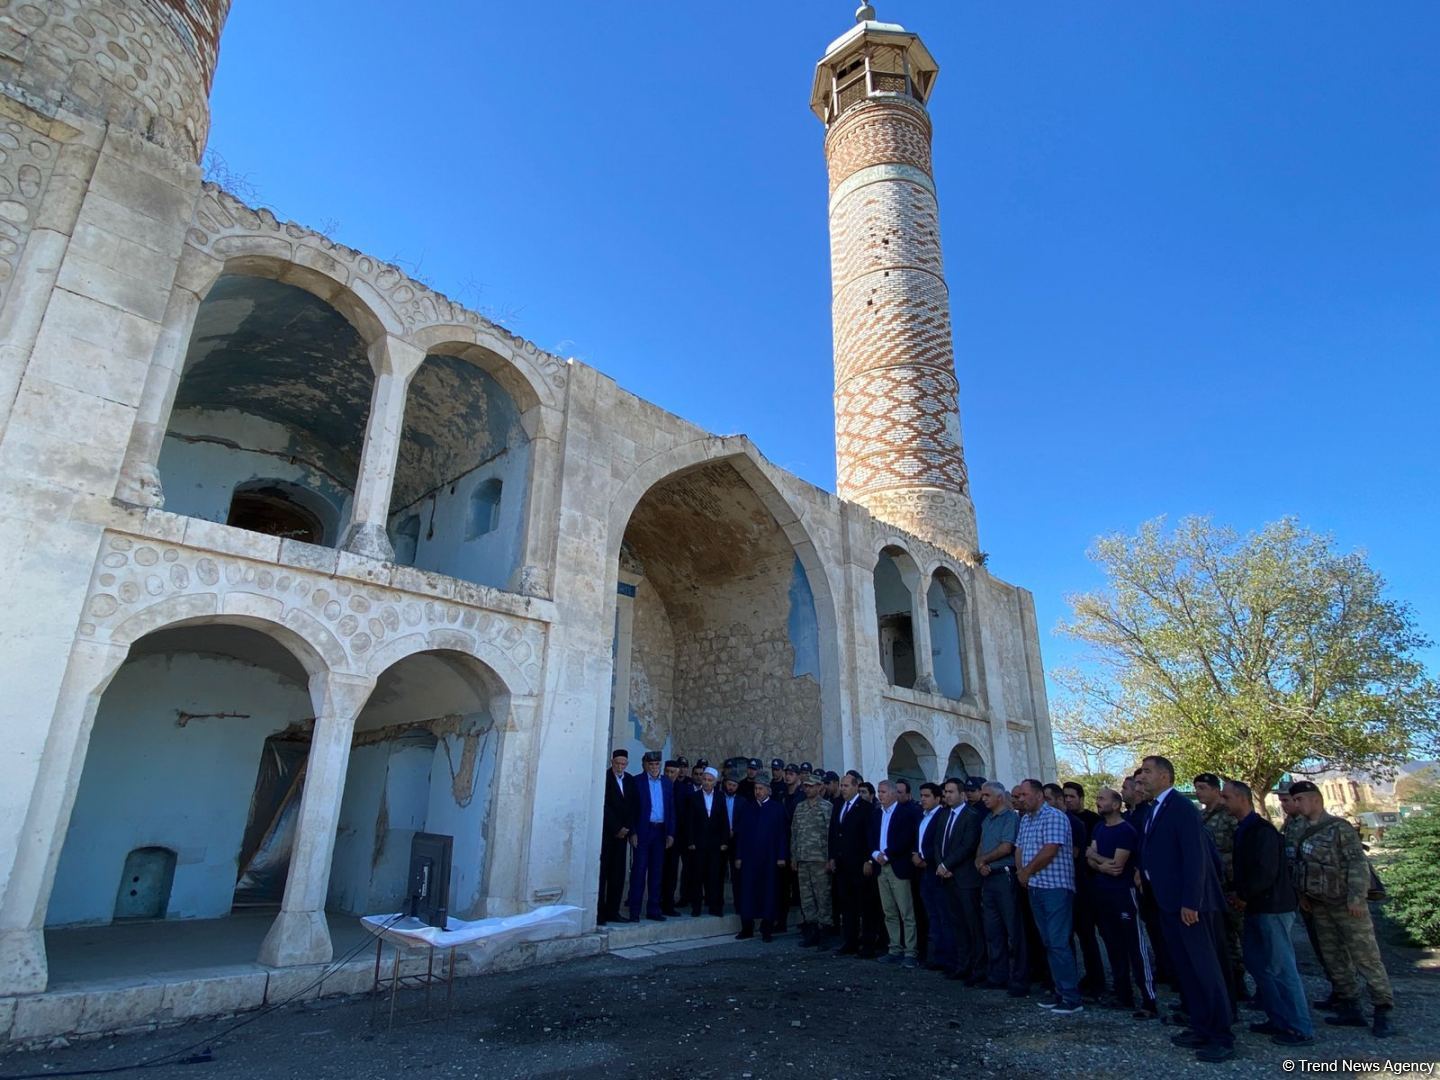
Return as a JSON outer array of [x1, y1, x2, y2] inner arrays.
[[207, 1, 1440, 681]]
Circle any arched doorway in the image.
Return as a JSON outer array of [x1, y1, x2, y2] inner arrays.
[[47, 624, 314, 930], [945, 742, 986, 782], [609, 460, 826, 765], [888, 731, 939, 790], [157, 273, 374, 545], [329, 650, 505, 920]]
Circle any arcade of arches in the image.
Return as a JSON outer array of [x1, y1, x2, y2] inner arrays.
[[157, 273, 532, 592], [44, 624, 508, 976]]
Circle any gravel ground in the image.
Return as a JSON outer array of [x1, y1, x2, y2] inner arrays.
[[3, 918, 1436, 1080]]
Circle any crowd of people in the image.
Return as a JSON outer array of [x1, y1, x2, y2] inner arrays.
[[598, 748, 1397, 1064]]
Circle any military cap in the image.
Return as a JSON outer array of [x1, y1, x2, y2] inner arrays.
[[801, 772, 822, 786], [748, 758, 762, 769], [641, 750, 662, 763], [754, 772, 773, 788], [785, 763, 799, 774], [695, 758, 709, 769], [1193, 772, 1221, 788], [1287, 780, 1320, 796], [664, 759, 678, 769], [799, 762, 813, 774], [824, 770, 839, 783], [963, 776, 987, 792], [771, 757, 785, 770], [676, 756, 689, 769]]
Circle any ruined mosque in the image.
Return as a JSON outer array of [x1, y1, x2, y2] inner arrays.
[[0, 0, 1055, 1035]]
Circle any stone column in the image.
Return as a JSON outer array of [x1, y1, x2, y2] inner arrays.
[[0, 637, 129, 994], [479, 696, 539, 916], [341, 336, 426, 561], [258, 671, 375, 968], [113, 247, 223, 506], [910, 574, 937, 695], [513, 404, 565, 597]]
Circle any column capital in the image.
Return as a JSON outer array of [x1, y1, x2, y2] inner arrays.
[[368, 334, 427, 381]]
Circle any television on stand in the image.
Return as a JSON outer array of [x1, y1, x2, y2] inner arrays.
[[406, 832, 452, 928]]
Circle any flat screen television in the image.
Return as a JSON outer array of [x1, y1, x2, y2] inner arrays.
[[406, 832, 452, 928]]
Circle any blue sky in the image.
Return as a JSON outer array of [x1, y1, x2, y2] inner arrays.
[[207, 1, 1440, 682]]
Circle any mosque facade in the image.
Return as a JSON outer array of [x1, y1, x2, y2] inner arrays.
[[0, 0, 1054, 1022]]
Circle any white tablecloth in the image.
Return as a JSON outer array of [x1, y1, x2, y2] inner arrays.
[[360, 905, 582, 953]]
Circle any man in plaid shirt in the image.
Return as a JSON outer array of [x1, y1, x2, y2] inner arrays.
[[1015, 778, 1083, 1014]]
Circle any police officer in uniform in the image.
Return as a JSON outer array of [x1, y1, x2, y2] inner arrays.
[[790, 771, 834, 947], [1289, 780, 1395, 1037], [737, 758, 761, 803]]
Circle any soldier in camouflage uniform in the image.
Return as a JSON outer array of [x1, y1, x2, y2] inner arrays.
[[789, 772, 834, 948], [1280, 782, 1336, 1000], [1288, 780, 1395, 1038], [1195, 773, 1246, 1003]]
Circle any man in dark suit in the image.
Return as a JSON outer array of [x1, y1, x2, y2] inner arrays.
[[627, 750, 675, 922], [866, 778, 923, 966], [661, 759, 686, 916], [733, 774, 789, 941], [598, 748, 634, 925], [1136, 755, 1234, 1063], [686, 766, 730, 917], [913, 782, 951, 971], [937, 776, 989, 983], [828, 770, 874, 956]]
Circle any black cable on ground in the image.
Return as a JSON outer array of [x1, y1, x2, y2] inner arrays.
[[0, 913, 409, 1080]]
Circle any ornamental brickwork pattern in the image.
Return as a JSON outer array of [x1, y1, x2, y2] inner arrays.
[[825, 93, 977, 555]]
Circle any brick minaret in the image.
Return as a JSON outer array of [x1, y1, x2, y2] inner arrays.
[[812, 5, 978, 559]]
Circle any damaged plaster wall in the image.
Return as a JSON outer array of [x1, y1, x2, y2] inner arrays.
[[156, 273, 372, 535], [327, 652, 500, 919], [386, 355, 530, 590], [157, 408, 355, 539], [617, 463, 824, 763], [47, 647, 311, 927]]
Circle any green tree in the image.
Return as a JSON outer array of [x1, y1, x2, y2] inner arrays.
[[1384, 786, 1440, 946], [1057, 516, 1440, 797], [1055, 759, 1120, 806]]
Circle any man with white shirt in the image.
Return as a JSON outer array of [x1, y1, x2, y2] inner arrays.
[[867, 779, 923, 967], [598, 748, 635, 925], [913, 782, 952, 972], [828, 770, 874, 956], [686, 766, 730, 917]]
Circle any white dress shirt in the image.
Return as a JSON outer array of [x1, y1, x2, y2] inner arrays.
[[873, 802, 896, 861]]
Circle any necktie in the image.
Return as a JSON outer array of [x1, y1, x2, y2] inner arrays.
[[943, 808, 956, 849]]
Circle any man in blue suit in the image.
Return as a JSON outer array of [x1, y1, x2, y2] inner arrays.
[[628, 750, 676, 921], [1136, 755, 1234, 1063]]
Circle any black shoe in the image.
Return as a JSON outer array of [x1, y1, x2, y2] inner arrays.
[[944, 969, 966, 981], [1248, 1020, 1285, 1035], [735, 928, 755, 940], [1008, 988, 1029, 999], [1372, 1007, 1395, 1038], [1271, 1031, 1316, 1046], [1194, 1045, 1235, 1064], [833, 944, 858, 956], [857, 949, 878, 960], [1132, 1008, 1158, 1021], [1050, 1002, 1084, 1016], [691, 908, 702, 918], [1324, 1003, 1367, 1028], [661, 908, 680, 917], [1171, 1031, 1208, 1048], [611, 914, 633, 923], [762, 932, 774, 943], [963, 974, 986, 987], [647, 913, 666, 922], [1313, 993, 1341, 1011]]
